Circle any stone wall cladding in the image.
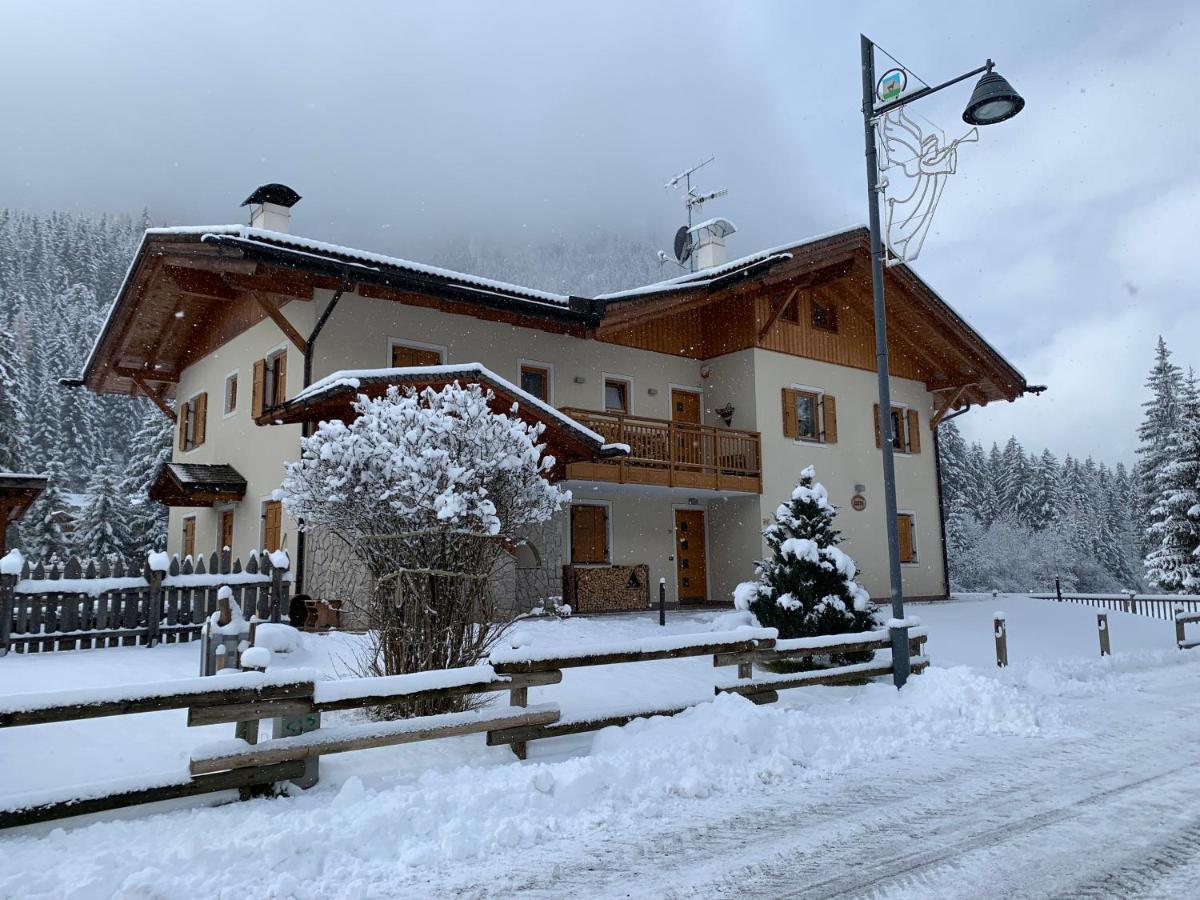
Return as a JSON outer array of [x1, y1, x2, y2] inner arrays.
[[564, 564, 650, 613]]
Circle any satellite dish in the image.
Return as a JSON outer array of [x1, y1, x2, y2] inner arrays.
[[673, 226, 694, 264]]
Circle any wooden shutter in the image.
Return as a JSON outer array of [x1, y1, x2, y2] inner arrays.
[[263, 501, 282, 552], [252, 359, 265, 418], [193, 392, 207, 447], [781, 389, 799, 438], [906, 409, 921, 454], [182, 517, 196, 558], [821, 394, 837, 444], [897, 514, 915, 563], [274, 352, 287, 405], [178, 400, 189, 451], [392, 344, 443, 367], [873, 404, 882, 448], [571, 505, 607, 563]]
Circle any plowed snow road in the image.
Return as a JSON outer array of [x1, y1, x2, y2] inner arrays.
[[430, 658, 1200, 899]]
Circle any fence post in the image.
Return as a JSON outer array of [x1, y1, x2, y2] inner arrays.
[[994, 613, 1008, 668], [1097, 613, 1110, 657], [0, 571, 14, 657], [659, 577, 666, 627], [145, 568, 163, 648], [1055, 577, 1062, 602], [269, 555, 287, 624], [1176, 606, 1186, 649], [509, 683, 529, 761]]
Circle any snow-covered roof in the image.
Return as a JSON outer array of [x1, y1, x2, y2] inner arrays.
[[592, 225, 865, 301], [288, 363, 609, 447], [160, 225, 573, 308]]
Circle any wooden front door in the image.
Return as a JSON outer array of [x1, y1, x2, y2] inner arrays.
[[674, 508, 707, 603], [391, 344, 443, 368], [262, 501, 283, 552], [671, 389, 701, 425]]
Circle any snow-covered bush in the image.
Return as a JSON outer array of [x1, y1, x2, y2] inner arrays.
[[279, 381, 569, 715], [734, 467, 878, 664]]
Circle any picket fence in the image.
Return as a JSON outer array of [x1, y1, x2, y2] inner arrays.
[[1035, 582, 1200, 622], [0, 551, 290, 655]]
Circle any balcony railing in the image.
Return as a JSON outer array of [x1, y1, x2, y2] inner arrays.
[[560, 408, 762, 494]]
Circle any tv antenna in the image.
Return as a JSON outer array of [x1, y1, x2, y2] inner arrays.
[[660, 156, 728, 272]]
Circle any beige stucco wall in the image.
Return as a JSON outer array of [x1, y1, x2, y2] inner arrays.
[[165, 300, 312, 562], [752, 348, 947, 599], [164, 288, 947, 606]]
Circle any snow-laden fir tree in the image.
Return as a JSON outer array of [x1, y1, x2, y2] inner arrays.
[[1137, 337, 1184, 557], [19, 456, 71, 564], [734, 466, 878, 663], [1145, 371, 1200, 592], [0, 316, 25, 472], [121, 405, 173, 557], [280, 381, 569, 715], [74, 463, 132, 564]]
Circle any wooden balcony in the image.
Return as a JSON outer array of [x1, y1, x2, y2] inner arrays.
[[561, 408, 762, 494]]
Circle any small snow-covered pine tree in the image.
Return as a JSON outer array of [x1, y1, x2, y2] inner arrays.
[[0, 317, 27, 473], [735, 466, 878, 661], [1137, 337, 1184, 558], [74, 463, 132, 564]]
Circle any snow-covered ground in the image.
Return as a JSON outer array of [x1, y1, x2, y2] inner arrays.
[[1, 594, 1198, 898]]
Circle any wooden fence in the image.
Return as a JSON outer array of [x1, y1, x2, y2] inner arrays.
[[0, 624, 929, 828], [1033, 584, 1200, 621], [0, 551, 289, 655]]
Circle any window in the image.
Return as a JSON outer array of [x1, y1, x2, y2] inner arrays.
[[780, 294, 800, 324], [181, 516, 196, 559], [262, 500, 283, 553], [874, 405, 922, 453], [570, 504, 609, 564], [520, 364, 550, 402], [252, 349, 287, 417], [604, 378, 630, 414], [811, 298, 838, 333], [897, 513, 918, 563], [224, 372, 238, 415], [781, 388, 838, 443], [178, 392, 207, 452], [218, 509, 234, 552], [390, 342, 443, 368]]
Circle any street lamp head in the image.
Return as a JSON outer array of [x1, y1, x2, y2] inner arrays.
[[962, 70, 1025, 125]]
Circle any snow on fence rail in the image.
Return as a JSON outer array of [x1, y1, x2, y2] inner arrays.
[[0, 625, 930, 828], [0, 550, 289, 655]]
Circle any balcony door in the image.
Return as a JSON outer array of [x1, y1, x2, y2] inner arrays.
[[674, 508, 708, 604], [671, 388, 704, 469]]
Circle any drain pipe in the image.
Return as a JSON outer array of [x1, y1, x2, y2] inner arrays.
[[293, 280, 350, 595]]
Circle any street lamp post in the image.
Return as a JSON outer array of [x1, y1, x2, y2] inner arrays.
[[859, 35, 1024, 688]]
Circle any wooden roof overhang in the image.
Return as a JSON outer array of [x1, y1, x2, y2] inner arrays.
[[70, 228, 603, 404], [256, 365, 620, 477], [0, 474, 48, 525], [595, 227, 1028, 408], [148, 463, 248, 508]]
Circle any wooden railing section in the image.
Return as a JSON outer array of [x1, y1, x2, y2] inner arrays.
[[0, 626, 928, 828], [561, 408, 762, 493], [1033, 588, 1200, 622]]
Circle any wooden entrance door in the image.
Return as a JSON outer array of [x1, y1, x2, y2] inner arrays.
[[674, 508, 707, 603]]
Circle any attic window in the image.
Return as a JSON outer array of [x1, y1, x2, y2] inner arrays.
[[780, 294, 800, 324], [811, 299, 838, 333]]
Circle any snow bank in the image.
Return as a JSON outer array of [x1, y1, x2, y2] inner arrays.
[[254, 623, 303, 654], [0, 666, 1039, 897]]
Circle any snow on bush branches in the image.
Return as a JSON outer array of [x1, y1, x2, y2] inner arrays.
[[734, 467, 877, 660], [280, 381, 569, 544]]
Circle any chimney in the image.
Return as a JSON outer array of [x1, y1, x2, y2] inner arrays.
[[688, 217, 736, 270], [241, 183, 302, 233]]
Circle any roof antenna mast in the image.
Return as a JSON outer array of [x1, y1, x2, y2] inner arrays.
[[660, 156, 728, 272]]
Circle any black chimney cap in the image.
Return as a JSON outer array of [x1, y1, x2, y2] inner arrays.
[[241, 183, 302, 208]]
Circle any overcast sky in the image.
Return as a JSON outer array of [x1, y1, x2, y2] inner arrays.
[[2, 1, 1196, 464]]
